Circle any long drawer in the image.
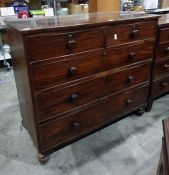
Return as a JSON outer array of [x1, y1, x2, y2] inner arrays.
[[35, 62, 151, 122], [152, 75, 169, 99], [156, 43, 169, 60], [39, 85, 149, 152], [26, 28, 104, 62], [107, 20, 156, 47], [31, 40, 153, 91], [154, 59, 169, 79]]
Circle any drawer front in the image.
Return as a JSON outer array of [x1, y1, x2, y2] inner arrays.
[[156, 43, 169, 60], [159, 28, 169, 45], [154, 59, 169, 79], [39, 85, 148, 151], [35, 63, 151, 122], [32, 40, 153, 91], [107, 20, 156, 47], [26, 28, 104, 62], [152, 76, 169, 99]]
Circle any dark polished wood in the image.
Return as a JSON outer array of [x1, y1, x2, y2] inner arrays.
[[149, 14, 169, 110], [156, 43, 169, 60], [26, 28, 104, 62], [32, 40, 153, 91], [159, 28, 169, 45], [5, 12, 159, 162], [39, 85, 149, 152], [4, 12, 159, 34], [152, 75, 169, 99], [35, 62, 151, 123], [107, 20, 156, 47], [153, 59, 169, 79], [157, 118, 169, 175]]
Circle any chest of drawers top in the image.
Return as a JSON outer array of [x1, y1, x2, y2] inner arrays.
[[5, 12, 159, 34]]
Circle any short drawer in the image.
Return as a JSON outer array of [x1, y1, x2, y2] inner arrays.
[[154, 59, 169, 79], [26, 28, 104, 62], [156, 43, 169, 60], [159, 28, 169, 45], [107, 20, 156, 47], [39, 85, 148, 151], [31, 40, 153, 91], [152, 76, 169, 99], [35, 63, 151, 122]]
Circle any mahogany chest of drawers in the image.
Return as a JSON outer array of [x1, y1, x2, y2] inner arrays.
[[149, 14, 169, 109], [5, 12, 159, 163]]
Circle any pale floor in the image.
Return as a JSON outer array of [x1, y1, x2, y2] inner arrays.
[[0, 68, 169, 175]]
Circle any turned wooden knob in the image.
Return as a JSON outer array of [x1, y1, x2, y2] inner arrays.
[[69, 67, 77, 75], [127, 75, 135, 83], [164, 64, 169, 70], [165, 47, 169, 54], [131, 29, 138, 38], [103, 52, 107, 56], [72, 122, 80, 130], [129, 52, 136, 59], [69, 94, 79, 102], [126, 99, 133, 105]]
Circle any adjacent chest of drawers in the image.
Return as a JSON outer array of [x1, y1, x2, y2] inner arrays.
[[148, 15, 169, 110], [5, 13, 159, 163]]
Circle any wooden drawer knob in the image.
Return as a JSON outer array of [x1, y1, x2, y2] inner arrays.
[[69, 94, 79, 102], [131, 29, 138, 38], [160, 82, 168, 87], [69, 67, 77, 75], [103, 52, 107, 56], [127, 76, 135, 83], [129, 52, 136, 59], [126, 99, 133, 105], [68, 40, 76, 50], [72, 122, 80, 130], [165, 47, 169, 54], [164, 64, 169, 69]]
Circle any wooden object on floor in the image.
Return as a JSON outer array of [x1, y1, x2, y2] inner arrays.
[[148, 14, 169, 110], [156, 117, 169, 175], [5, 12, 159, 163]]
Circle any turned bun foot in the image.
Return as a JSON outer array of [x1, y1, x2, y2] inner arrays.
[[135, 108, 145, 116], [21, 120, 26, 128], [38, 153, 50, 164]]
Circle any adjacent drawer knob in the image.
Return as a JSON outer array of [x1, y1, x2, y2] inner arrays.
[[127, 76, 135, 83], [165, 47, 169, 54], [69, 94, 79, 102], [72, 122, 80, 130], [129, 52, 136, 59], [69, 67, 77, 75], [131, 29, 138, 38], [126, 99, 133, 105], [103, 52, 107, 56], [164, 64, 169, 70], [160, 82, 168, 87]]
